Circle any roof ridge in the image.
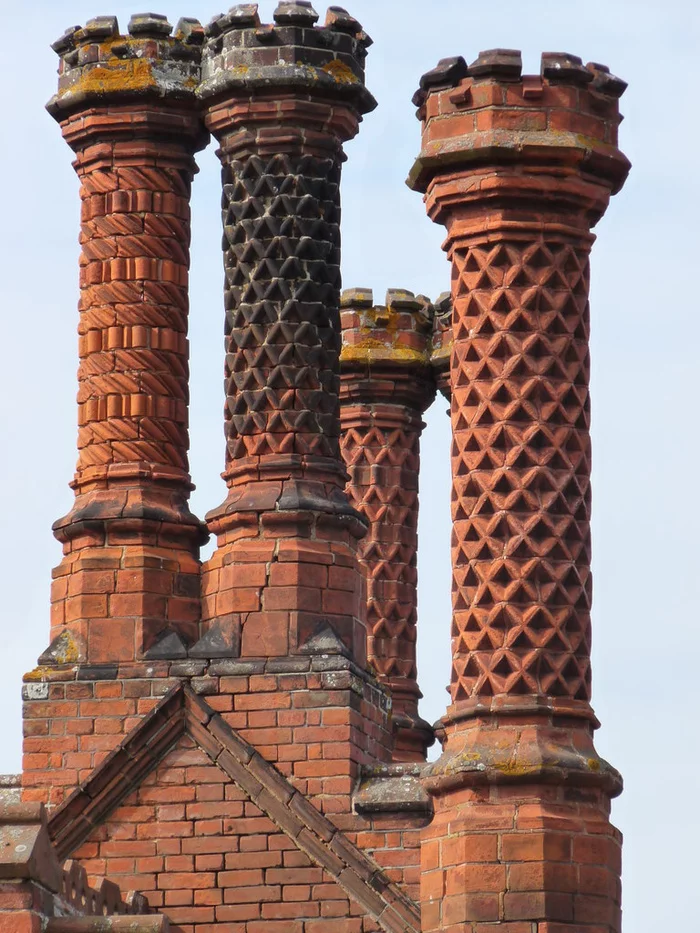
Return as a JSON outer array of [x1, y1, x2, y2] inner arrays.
[[183, 686, 420, 933], [46, 683, 420, 933]]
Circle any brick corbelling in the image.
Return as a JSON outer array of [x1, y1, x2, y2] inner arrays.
[[46, 683, 419, 933]]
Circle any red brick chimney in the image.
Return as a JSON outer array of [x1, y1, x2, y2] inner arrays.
[[339, 287, 436, 762], [408, 50, 630, 932], [22, 13, 427, 925], [45, 14, 208, 667]]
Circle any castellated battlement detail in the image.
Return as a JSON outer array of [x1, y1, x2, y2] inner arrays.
[[409, 48, 630, 203], [48, 14, 205, 120], [340, 288, 434, 369], [200, 2, 375, 113]]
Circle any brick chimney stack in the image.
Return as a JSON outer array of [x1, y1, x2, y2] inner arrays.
[[197, 3, 393, 770], [46, 14, 208, 666], [408, 50, 630, 931], [339, 287, 436, 762]]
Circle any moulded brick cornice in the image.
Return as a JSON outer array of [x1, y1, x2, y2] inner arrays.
[[48, 683, 420, 933]]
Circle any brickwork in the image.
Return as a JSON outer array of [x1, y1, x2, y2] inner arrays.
[[339, 288, 436, 761], [12, 12, 630, 933], [46, 15, 208, 665], [27, 679, 420, 933], [0, 801, 160, 932], [197, 5, 393, 777], [408, 49, 630, 932]]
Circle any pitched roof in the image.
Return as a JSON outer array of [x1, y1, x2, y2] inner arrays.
[[49, 684, 420, 933]]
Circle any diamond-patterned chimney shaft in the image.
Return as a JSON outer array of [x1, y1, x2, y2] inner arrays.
[[449, 233, 596, 703], [409, 50, 631, 933], [197, 6, 383, 674], [409, 50, 631, 710], [340, 288, 436, 761]]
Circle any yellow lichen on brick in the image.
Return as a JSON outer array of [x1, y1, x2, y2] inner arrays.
[[64, 58, 157, 97], [321, 59, 359, 85], [340, 342, 428, 365]]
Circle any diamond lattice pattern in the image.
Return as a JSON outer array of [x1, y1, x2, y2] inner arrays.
[[341, 424, 420, 680], [222, 153, 342, 461], [450, 238, 593, 702]]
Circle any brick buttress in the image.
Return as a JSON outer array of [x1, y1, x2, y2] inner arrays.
[[408, 50, 630, 932], [44, 15, 208, 673], [339, 288, 436, 762]]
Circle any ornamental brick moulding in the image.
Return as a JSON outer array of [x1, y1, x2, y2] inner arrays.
[[408, 49, 630, 932], [197, 4, 381, 679], [45, 14, 209, 666], [339, 287, 437, 762]]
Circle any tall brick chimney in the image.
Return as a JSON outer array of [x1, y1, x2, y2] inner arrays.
[[45, 14, 208, 667], [408, 50, 630, 931], [339, 287, 436, 762], [197, 2, 393, 771]]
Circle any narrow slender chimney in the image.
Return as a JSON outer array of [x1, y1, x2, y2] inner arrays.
[[408, 50, 630, 932], [339, 288, 436, 761], [46, 14, 208, 666]]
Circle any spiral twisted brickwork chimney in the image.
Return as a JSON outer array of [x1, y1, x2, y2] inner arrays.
[[409, 49, 630, 932], [45, 14, 208, 665]]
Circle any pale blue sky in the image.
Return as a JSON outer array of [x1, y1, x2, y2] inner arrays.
[[1, 2, 697, 930]]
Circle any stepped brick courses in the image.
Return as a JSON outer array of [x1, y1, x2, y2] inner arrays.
[[8, 6, 629, 933]]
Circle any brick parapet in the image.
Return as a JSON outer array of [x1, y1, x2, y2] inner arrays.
[[0, 802, 160, 930], [45, 15, 209, 668], [409, 48, 629, 932], [339, 288, 436, 761]]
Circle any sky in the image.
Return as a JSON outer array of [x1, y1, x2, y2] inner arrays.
[[0, 0, 697, 929]]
